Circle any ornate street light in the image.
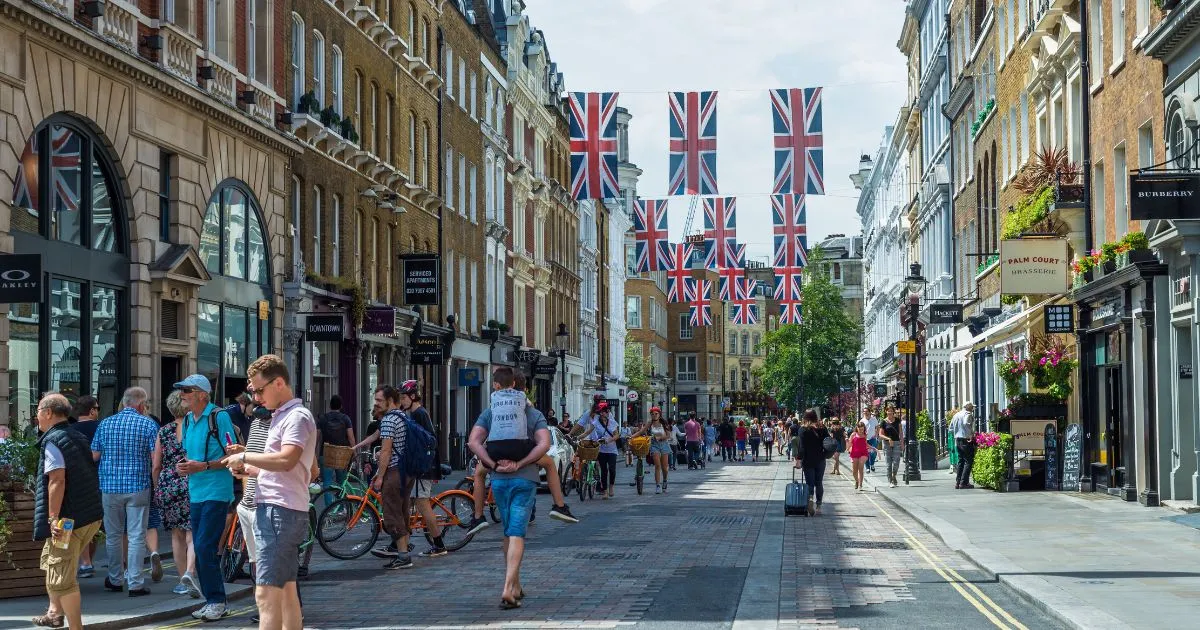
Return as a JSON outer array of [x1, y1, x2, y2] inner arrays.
[[555, 323, 569, 423], [903, 262, 927, 483]]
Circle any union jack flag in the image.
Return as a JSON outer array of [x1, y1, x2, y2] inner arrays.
[[775, 268, 803, 324], [772, 194, 809, 269], [730, 278, 759, 325], [568, 92, 620, 200], [632, 199, 671, 272], [702, 197, 738, 269], [770, 87, 824, 195], [687, 277, 713, 327], [718, 243, 747, 301], [13, 126, 82, 214], [666, 242, 695, 303], [668, 91, 718, 195]]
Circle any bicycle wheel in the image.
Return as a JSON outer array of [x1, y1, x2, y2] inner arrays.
[[426, 490, 476, 551], [577, 464, 588, 502], [219, 527, 246, 583], [636, 460, 644, 495], [316, 497, 380, 560], [455, 477, 474, 493]]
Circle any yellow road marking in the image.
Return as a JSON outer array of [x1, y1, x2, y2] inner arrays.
[[865, 493, 1029, 630], [153, 605, 255, 629]]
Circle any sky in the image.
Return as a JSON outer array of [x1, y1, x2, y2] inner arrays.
[[522, 0, 909, 265]]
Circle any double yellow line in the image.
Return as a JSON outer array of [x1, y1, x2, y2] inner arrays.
[[153, 605, 255, 629], [865, 493, 1029, 630]]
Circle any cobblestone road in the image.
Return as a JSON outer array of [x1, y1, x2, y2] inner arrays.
[[139, 459, 1064, 630]]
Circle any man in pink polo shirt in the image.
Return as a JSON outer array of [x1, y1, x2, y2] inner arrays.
[[223, 355, 317, 630]]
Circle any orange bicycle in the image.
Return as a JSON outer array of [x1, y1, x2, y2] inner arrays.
[[315, 482, 475, 559]]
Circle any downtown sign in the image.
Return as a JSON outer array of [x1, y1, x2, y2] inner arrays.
[[1130, 172, 1200, 221], [1000, 239, 1068, 295]]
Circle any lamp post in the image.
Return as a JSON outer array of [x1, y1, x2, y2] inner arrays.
[[555, 322, 569, 426], [832, 356, 849, 420], [903, 262, 927, 484]]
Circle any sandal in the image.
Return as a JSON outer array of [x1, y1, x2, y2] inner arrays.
[[516, 588, 525, 600], [32, 613, 64, 628], [499, 597, 522, 610]]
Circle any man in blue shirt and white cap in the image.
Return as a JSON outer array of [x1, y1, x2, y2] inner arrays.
[[173, 374, 238, 621]]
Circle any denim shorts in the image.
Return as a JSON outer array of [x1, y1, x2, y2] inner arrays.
[[253, 504, 308, 587], [491, 477, 537, 539], [650, 440, 673, 455]]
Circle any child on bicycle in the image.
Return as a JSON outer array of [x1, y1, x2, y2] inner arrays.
[[464, 368, 578, 534]]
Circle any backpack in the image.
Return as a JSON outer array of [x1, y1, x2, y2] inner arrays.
[[397, 415, 437, 478], [822, 435, 838, 458], [191, 407, 240, 459]]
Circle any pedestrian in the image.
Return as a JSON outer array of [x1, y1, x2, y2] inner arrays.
[[370, 385, 424, 569], [748, 420, 762, 461], [620, 420, 634, 467], [468, 375, 553, 609], [950, 402, 976, 489], [31, 392, 104, 630], [703, 419, 717, 462], [848, 422, 870, 491], [683, 414, 702, 469], [797, 410, 830, 515], [878, 406, 903, 487], [864, 408, 880, 473], [90, 387, 158, 597], [827, 417, 846, 476], [586, 402, 619, 499], [153, 390, 198, 598], [223, 393, 252, 449], [69, 397, 100, 580], [223, 355, 318, 630], [734, 421, 748, 461], [717, 418, 735, 461], [316, 395, 355, 508], [761, 421, 775, 462], [396, 380, 452, 555], [946, 407, 960, 475], [671, 419, 686, 470], [174, 374, 238, 621], [632, 407, 672, 494]]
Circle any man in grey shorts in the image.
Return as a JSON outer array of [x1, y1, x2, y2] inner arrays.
[[224, 355, 317, 630]]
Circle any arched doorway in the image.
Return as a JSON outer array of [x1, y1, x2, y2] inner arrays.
[[8, 115, 129, 423], [196, 180, 273, 404]]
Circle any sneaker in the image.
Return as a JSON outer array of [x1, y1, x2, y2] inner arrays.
[[173, 582, 189, 595], [384, 555, 413, 570], [655, 484, 661, 494], [371, 543, 399, 559], [150, 552, 163, 583], [180, 573, 201, 599], [464, 516, 490, 535], [890, 482, 897, 488], [77, 564, 94, 579], [549, 504, 579, 523], [418, 546, 448, 558], [128, 587, 151, 598], [103, 577, 123, 592], [201, 602, 228, 621]]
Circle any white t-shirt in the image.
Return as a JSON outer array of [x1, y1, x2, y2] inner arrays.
[[865, 416, 879, 439], [43, 443, 65, 473]]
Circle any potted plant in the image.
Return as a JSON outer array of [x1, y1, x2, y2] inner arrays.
[[297, 90, 319, 115], [0, 428, 47, 595], [497, 322, 510, 333], [916, 410, 938, 471], [971, 432, 1014, 491], [1118, 231, 1155, 266], [997, 353, 1027, 399], [339, 117, 359, 144], [319, 106, 340, 129], [1071, 249, 1102, 287]]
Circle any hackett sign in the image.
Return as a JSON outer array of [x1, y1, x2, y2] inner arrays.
[[1000, 239, 1068, 295], [1129, 172, 1200, 221]]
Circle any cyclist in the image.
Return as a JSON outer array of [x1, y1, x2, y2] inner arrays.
[[463, 368, 577, 534], [396, 380, 449, 558], [632, 406, 671, 494], [584, 402, 619, 499]]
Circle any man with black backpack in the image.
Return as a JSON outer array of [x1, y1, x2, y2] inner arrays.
[[316, 395, 355, 507], [370, 382, 444, 569]]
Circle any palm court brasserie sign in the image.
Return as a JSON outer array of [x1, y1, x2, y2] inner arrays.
[[1000, 239, 1069, 295], [1130, 172, 1200, 221]]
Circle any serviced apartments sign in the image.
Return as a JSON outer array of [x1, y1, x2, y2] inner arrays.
[[402, 254, 439, 306], [1000, 239, 1068, 295]]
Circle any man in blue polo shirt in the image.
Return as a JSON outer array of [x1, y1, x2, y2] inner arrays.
[[173, 374, 237, 622]]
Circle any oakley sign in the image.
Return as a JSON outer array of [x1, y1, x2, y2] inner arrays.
[[0, 254, 42, 303]]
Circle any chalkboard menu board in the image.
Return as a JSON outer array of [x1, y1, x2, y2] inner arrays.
[[1062, 423, 1081, 492], [1044, 423, 1059, 491]]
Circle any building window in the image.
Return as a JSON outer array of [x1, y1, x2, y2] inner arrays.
[[330, 46, 343, 116], [421, 122, 431, 187], [753, 333, 760, 354], [354, 210, 363, 277], [741, 333, 749, 356], [1111, 0, 1125, 67], [371, 218, 379, 298], [354, 71, 363, 134], [421, 18, 430, 59], [369, 82, 378, 154], [206, 0, 233, 61], [310, 186, 322, 275], [626, 296, 641, 328], [1170, 112, 1191, 170], [384, 94, 394, 163], [290, 176, 301, 266], [408, 112, 417, 180], [679, 313, 693, 340], [468, 162, 477, 222], [198, 180, 271, 285], [677, 354, 697, 381], [469, 71, 477, 118], [458, 154, 466, 215], [164, 0, 192, 32], [445, 146, 454, 208], [445, 47, 454, 99], [331, 195, 341, 277], [1113, 144, 1128, 237], [159, 151, 173, 243], [312, 30, 324, 107], [290, 14, 304, 108]]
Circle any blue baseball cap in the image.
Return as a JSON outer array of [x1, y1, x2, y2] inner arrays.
[[173, 374, 212, 393]]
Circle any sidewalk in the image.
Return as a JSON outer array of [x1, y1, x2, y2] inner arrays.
[[865, 464, 1200, 630], [0, 545, 252, 630]]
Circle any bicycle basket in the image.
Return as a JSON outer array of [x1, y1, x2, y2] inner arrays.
[[630, 437, 651, 458], [324, 444, 355, 471], [577, 440, 601, 461], [569, 423, 592, 440]]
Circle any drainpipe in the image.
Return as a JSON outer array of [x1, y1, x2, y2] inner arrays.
[[436, 24, 452, 463], [1141, 275, 1160, 506], [1077, 0, 1097, 491]]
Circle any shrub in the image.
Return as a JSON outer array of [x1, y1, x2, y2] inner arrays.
[[972, 433, 1013, 490], [916, 410, 932, 442], [1002, 186, 1055, 239]]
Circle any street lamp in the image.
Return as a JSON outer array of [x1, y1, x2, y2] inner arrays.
[[832, 356, 848, 419], [903, 262, 927, 484], [555, 322, 569, 426]]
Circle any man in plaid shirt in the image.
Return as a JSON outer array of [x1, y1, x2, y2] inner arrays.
[[90, 387, 159, 596]]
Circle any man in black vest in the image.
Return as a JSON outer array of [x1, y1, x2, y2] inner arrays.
[[32, 392, 103, 630]]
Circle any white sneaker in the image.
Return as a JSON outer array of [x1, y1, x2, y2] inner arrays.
[[180, 573, 200, 599], [201, 602, 228, 621], [655, 484, 661, 494], [190, 604, 208, 620]]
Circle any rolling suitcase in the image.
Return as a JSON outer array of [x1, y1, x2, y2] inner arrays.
[[784, 468, 811, 516]]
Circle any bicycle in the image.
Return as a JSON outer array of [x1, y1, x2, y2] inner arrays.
[[629, 437, 651, 495], [315, 482, 476, 560], [574, 438, 600, 502], [454, 456, 501, 523], [311, 449, 374, 508]]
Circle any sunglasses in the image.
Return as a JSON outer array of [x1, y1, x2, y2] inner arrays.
[[179, 387, 199, 394]]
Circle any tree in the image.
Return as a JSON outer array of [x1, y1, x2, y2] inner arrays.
[[624, 340, 651, 402], [760, 248, 863, 413]]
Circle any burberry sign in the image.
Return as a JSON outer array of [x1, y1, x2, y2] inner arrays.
[[1130, 172, 1200, 221]]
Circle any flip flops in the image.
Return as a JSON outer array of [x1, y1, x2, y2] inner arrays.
[[499, 597, 522, 610]]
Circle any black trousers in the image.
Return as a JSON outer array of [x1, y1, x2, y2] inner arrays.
[[956, 438, 976, 486], [597, 452, 617, 491], [803, 458, 826, 504], [686, 441, 701, 467]]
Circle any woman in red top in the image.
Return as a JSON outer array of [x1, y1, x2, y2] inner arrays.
[[734, 421, 749, 462], [848, 421, 871, 491]]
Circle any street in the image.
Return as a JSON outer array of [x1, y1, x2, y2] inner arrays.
[[135, 460, 1062, 630]]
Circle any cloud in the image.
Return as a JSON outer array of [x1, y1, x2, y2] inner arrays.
[[522, 0, 907, 262]]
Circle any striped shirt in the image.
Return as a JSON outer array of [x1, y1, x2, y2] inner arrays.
[[90, 407, 158, 494], [239, 417, 272, 509]]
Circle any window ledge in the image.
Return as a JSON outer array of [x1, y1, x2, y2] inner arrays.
[[1091, 81, 1103, 96], [1109, 58, 1126, 78]]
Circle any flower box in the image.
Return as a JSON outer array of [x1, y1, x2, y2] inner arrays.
[[0, 477, 46, 599]]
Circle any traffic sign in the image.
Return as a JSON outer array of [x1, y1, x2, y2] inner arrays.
[[896, 340, 917, 354], [627, 391, 639, 402]]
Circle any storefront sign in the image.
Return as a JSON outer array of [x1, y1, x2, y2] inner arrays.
[[411, 335, 445, 365], [257, 301, 269, 321], [929, 303, 963, 324], [458, 367, 481, 387], [1090, 296, 1123, 329], [1011, 420, 1049, 450], [1181, 364, 1193, 380], [305, 315, 344, 342], [1044, 304, 1075, 333], [0, 254, 42, 303], [1000, 239, 1069, 295], [1044, 423, 1059, 491], [1129, 172, 1200, 221], [874, 383, 887, 397], [896, 340, 916, 354], [1062, 423, 1082, 491], [534, 363, 558, 376], [402, 254, 440, 306], [362, 307, 396, 335]]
